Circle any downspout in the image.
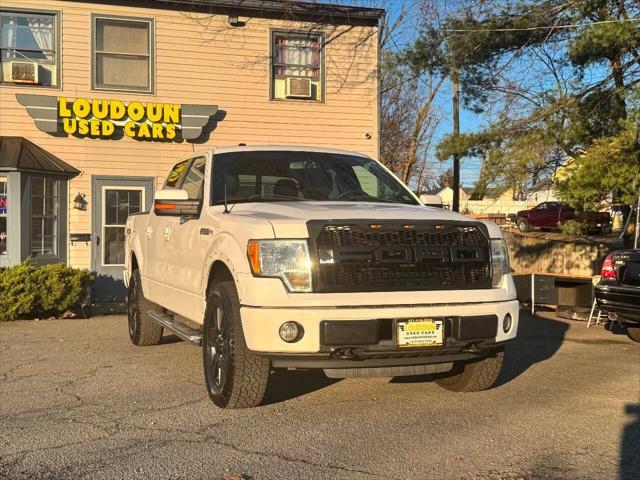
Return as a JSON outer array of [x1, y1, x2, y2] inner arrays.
[[376, 11, 385, 162]]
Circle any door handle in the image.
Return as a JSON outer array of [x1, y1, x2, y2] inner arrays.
[[163, 226, 172, 241], [146, 226, 153, 239]]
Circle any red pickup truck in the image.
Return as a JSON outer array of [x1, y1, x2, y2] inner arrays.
[[516, 202, 611, 233]]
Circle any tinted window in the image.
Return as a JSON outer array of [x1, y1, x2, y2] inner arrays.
[[211, 151, 418, 206], [164, 159, 191, 188]]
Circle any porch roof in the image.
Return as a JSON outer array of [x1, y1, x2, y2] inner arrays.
[[0, 136, 80, 178]]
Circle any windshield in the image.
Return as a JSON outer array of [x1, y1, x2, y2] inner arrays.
[[210, 151, 419, 206]]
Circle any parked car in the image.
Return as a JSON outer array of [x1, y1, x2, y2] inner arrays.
[[516, 202, 611, 233], [595, 249, 640, 342], [125, 146, 519, 408]]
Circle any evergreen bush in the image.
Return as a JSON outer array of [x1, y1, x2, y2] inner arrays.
[[0, 261, 92, 321]]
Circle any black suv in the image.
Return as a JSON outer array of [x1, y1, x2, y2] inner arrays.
[[595, 249, 640, 342]]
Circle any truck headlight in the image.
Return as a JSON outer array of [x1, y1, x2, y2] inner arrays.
[[490, 239, 510, 288], [247, 240, 312, 292]]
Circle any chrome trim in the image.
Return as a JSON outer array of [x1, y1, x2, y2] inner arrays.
[[240, 298, 518, 310]]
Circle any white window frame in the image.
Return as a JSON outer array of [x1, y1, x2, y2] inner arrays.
[[101, 185, 145, 267], [0, 8, 61, 87], [91, 14, 154, 94], [0, 176, 7, 257], [30, 176, 58, 258]]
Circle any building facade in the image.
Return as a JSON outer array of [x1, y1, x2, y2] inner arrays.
[[0, 0, 382, 303]]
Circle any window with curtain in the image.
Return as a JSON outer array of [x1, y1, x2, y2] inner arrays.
[[0, 10, 58, 86], [30, 177, 58, 257], [272, 32, 322, 101], [93, 16, 153, 92]]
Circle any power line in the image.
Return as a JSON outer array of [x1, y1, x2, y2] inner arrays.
[[444, 17, 640, 33]]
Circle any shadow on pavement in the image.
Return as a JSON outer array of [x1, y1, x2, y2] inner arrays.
[[495, 308, 569, 387], [620, 403, 640, 480], [262, 369, 341, 406], [160, 334, 185, 345]]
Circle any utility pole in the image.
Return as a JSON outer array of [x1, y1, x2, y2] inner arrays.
[[452, 67, 460, 212], [635, 191, 639, 249]]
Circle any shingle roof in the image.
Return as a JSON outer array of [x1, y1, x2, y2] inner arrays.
[[0, 137, 80, 177]]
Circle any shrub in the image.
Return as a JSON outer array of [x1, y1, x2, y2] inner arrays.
[[0, 261, 93, 321], [559, 220, 586, 236]]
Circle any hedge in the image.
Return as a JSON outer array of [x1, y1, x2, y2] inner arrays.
[[0, 262, 93, 321]]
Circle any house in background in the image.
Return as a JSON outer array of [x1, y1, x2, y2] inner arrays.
[[423, 186, 472, 210], [527, 178, 559, 204]]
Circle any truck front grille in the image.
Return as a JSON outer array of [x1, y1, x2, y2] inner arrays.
[[308, 220, 492, 293]]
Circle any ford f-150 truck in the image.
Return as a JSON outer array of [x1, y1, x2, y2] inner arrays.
[[125, 146, 519, 409], [516, 202, 611, 233]]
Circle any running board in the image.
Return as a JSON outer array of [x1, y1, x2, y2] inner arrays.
[[147, 309, 203, 346]]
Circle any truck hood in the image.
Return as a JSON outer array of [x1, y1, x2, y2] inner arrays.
[[231, 201, 502, 238]]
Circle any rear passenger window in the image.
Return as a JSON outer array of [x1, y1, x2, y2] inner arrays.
[[164, 159, 190, 188]]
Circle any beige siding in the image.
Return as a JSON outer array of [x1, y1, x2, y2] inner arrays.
[[0, 1, 380, 270]]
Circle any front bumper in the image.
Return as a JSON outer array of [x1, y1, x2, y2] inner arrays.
[[240, 299, 519, 368]]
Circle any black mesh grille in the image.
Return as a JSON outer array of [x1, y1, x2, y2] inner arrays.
[[309, 221, 491, 293]]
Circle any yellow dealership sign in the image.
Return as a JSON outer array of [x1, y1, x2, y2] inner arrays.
[[16, 94, 219, 142], [59, 97, 180, 140]]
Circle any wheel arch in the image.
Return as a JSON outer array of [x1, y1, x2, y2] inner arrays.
[[206, 260, 235, 295]]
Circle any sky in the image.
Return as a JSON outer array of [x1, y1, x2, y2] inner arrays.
[[330, 0, 487, 188]]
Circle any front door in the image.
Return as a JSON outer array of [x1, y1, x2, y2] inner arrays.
[[92, 177, 154, 304]]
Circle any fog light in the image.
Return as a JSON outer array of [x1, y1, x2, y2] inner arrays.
[[279, 322, 301, 343], [503, 314, 513, 333]]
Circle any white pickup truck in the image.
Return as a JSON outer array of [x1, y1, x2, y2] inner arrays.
[[125, 146, 519, 409]]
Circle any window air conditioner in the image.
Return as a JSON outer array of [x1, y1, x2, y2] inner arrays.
[[285, 77, 312, 98], [9, 61, 38, 84]]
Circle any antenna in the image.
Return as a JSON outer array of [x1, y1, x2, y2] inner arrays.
[[223, 182, 230, 214]]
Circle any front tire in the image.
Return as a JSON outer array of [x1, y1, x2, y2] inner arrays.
[[626, 326, 640, 343], [203, 281, 270, 408], [127, 269, 163, 346], [517, 218, 530, 232], [436, 348, 504, 392]]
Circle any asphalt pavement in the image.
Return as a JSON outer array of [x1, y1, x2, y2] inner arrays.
[[1, 309, 639, 480]]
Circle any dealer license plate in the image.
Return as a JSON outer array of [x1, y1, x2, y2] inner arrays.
[[397, 318, 444, 348]]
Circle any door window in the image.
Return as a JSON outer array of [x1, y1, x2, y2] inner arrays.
[[103, 187, 143, 266], [181, 157, 206, 200], [164, 158, 191, 189]]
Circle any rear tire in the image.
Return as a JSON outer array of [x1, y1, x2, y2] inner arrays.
[[626, 326, 640, 343], [127, 269, 163, 346], [436, 348, 504, 392], [203, 281, 270, 408], [517, 218, 530, 232]]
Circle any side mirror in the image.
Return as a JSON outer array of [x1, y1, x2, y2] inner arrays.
[[154, 189, 201, 217], [419, 194, 443, 208]]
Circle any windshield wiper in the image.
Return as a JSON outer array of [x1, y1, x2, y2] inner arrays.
[[337, 195, 399, 204], [247, 194, 304, 201]]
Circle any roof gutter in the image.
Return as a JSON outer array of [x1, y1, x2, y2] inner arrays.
[[83, 0, 384, 25]]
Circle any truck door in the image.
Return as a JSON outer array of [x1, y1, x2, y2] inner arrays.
[[528, 202, 548, 228], [143, 159, 193, 306], [162, 156, 212, 321], [545, 202, 560, 228]]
